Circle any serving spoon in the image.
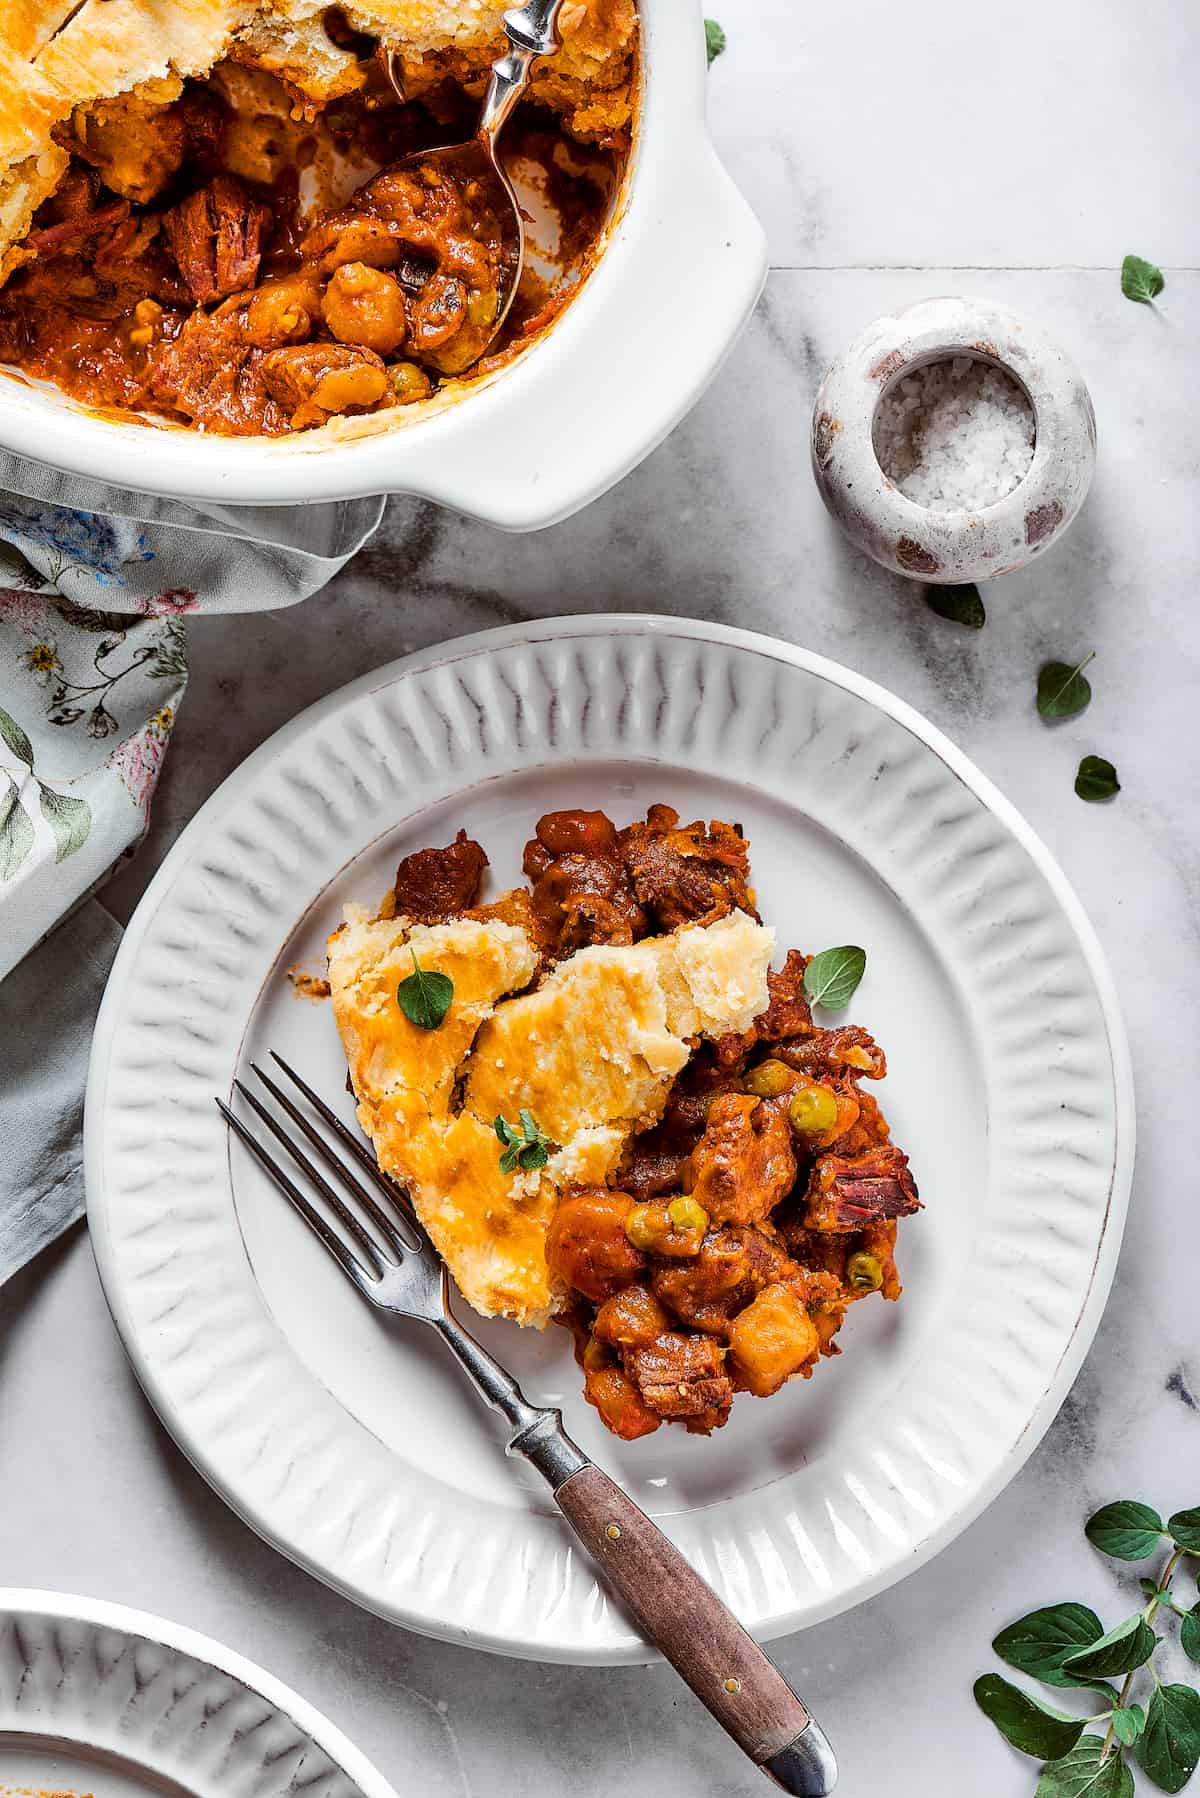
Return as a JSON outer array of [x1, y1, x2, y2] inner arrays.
[[381, 0, 568, 368]]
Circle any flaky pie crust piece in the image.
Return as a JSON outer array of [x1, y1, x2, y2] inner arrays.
[[0, 0, 637, 284], [327, 903, 774, 1327]]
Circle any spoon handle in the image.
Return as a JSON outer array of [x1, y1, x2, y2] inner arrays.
[[478, 0, 568, 150]]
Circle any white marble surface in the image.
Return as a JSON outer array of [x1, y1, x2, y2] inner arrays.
[[4, 2, 1200, 1793]]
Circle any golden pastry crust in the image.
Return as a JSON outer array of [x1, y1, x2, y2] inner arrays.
[[328, 906, 539, 1112], [0, 0, 636, 286], [327, 901, 774, 1328]]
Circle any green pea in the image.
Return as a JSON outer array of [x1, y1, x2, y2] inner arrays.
[[625, 1204, 667, 1252], [388, 362, 432, 405], [743, 1059, 794, 1098], [846, 1251, 883, 1292], [467, 286, 499, 329], [787, 1082, 840, 1137], [667, 1196, 709, 1235]]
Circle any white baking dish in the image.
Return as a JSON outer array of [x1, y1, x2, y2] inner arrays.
[[0, 1, 766, 529]]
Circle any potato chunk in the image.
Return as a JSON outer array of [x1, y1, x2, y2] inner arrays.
[[727, 1283, 819, 1397]]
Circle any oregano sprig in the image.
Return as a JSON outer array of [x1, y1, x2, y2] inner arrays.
[[975, 1499, 1200, 1794], [494, 1108, 553, 1175]]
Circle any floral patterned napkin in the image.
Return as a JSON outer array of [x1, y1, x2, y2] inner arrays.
[[0, 452, 384, 1283]]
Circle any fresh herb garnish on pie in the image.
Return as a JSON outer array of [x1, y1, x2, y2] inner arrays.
[[396, 950, 453, 1030], [494, 1110, 553, 1175]]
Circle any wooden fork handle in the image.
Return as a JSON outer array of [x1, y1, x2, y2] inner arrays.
[[553, 1464, 837, 1794]]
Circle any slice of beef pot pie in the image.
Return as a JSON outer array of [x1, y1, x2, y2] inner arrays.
[[0, 1, 637, 432], [327, 807, 922, 1439]]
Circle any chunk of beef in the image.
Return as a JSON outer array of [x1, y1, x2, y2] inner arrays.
[[618, 1138, 689, 1205], [651, 1224, 796, 1335], [617, 803, 756, 931], [260, 341, 388, 428], [391, 830, 487, 923], [713, 949, 814, 1067], [163, 174, 271, 303], [148, 311, 286, 434], [619, 1052, 743, 1201], [524, 809, 620, 872], [820, 1086, 891, 1157], [777, 1025, 887, 1082], [626, 1332, 733, 1431], [521, 808, 644, 955], [803, 1145, 921, 1232], [175, 83, 230, 179], [26, 197, 129, 258], [685, 1092, 797, 1226]]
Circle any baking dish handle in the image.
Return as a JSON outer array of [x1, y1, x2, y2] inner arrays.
[[380, 127, 768, 530]]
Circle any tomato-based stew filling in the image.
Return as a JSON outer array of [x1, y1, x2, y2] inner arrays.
[[0, 62, 625, 434], [379, 805, 923, 1441]]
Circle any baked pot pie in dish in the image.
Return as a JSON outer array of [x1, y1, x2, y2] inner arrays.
[[328, 804, 922, 1441], [0, 0, 636, 434], [0, 1, 767, 521]]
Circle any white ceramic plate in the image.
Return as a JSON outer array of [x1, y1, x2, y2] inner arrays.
[[0, 1590, 397, 1798], [86, 617, 1134, 1663]]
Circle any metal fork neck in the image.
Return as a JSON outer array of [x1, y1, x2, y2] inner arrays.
[[433, 1315, 588, 1489]]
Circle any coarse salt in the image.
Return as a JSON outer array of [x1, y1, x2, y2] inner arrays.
[[872, 355, 1035, 512]]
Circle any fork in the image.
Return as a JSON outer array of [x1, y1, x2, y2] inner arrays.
[[217, 1055, 838, 1797]]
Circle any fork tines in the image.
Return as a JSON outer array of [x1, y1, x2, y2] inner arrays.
[[215, 1052, 427, 1284]]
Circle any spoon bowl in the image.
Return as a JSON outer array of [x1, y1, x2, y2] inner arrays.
[[382, 1, 565, 370]]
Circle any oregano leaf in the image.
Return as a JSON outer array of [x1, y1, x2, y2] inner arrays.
[[1062, 1613, 1157, 1678], [1075, 756, 1120, 803], [1036, 1735, 1134, 1798], [1086, 1502, 1166, 1561], [396, 950, 453, 1030], [1122, 254, 1165, 304], [926, 584, 986, 629], [704, 17, 726, 64], [1038, 653, 1096, 720], [1168, 1510, 1200, 1555], [1136, 1684, 1200, 1793], [973, 1673, 1086, 1760], [1181, 1607, 1200, 1665], [993, 1604, 1112, 1690], [1113, 1705, 1147, 1747], [803, 946, 866, 1011]]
